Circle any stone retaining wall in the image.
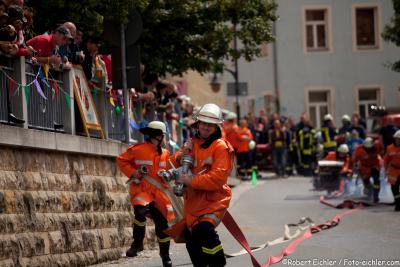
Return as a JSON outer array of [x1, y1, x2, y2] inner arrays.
[[0, 147, 156, 267]]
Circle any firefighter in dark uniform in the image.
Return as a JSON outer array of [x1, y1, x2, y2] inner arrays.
[[297, 119, 316, 176], [320, 114, 338, 157]]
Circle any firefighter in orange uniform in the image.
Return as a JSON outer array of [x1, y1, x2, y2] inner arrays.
[[352, 137, 382, 203], [223, 112, 240, 150], [167, 103, 234, 267], [324, 144, 352, 193], [384, 130, 400, 211], [116, 121, 173, 267], [236, 118, 254, 177]]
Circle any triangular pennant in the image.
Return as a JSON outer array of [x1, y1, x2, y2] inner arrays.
[[38, 67, 50, 87], [34, 79, 47, 100], [53, 80, 59, 96], [38, 67, 45, 80], [24, 85, 29, 106], [44, 64, 49, 81], [129, 118, 140, 130], [8, 78, 15, 97], [14, 85, 20, 96], [64, 91, 71, 110]]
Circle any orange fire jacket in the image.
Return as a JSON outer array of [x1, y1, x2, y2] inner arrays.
[[323, 152, 352, 174], [352, 144, 382, 179], [384, 144, 400, 185], [237, 127, 253, 153], [166, 136, 234, 242], [116, 142, 175, 222], [223, 122, 241, 149]]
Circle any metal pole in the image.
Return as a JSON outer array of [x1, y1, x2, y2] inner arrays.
[[272, 21, 280, 114], [233, 23, 240, 120], [121, 23, 130, 143]]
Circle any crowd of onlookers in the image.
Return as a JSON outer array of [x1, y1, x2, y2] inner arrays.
[[221, 109, 399, 179]]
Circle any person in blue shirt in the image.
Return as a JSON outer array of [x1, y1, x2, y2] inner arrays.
[[346, 129, 364, 155]]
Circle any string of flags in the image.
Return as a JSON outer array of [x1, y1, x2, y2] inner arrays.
[[0, 65, 71, 110]]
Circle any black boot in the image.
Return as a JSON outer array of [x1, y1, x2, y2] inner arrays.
[[159, 241, 172, 267], [395, 199, 400, 212], [126, 223, 145, 257], [126, 241, 144, 257]]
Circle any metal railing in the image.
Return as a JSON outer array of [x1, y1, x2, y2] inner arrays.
[[0, 56, 184, 147], [0, 57, 18, 124], [25, 62, 65, 131]]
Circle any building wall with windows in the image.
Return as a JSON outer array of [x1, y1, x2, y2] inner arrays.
[[226, 0, 400, 128]]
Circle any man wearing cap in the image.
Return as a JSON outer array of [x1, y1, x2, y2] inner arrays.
[[23, 25, 72, 66], [116, 121, 174, 267], [320, 114, 338, 157], [384, 130, 400, 211], [352, 137, 383, 202], [167, 103, 234, 267]]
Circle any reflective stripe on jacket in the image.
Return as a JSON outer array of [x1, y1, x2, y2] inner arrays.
[[116, 142, 175, 222], [321, 127, 337, 149]]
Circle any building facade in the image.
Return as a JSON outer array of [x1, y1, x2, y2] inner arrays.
[[224, 0, 400, 128]]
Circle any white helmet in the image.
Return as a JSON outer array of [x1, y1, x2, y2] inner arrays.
[[342, 115, 351, 122], [195, 103, 223, 124], [225, 112, 237, 121], [338, 144, 349, 154], [140, 121, 167, 135], [323, 114, 333, 121], [363, 137, 374, 148], [249, 140, 256, 150], [393, 130, 400, 139]]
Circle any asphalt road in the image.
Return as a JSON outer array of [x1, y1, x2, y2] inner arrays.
[[92, 175, 400, 267]]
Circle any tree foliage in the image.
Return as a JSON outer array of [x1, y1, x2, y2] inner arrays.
[[25, 0, 277, 76], [382, 0, 400, 72]]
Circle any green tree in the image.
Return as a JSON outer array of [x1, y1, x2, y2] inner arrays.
[[25, 0, 277, 76], [137, 0, 277, 76], [382, 0, 400, 72]]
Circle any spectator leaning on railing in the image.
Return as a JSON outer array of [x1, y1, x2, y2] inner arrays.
[[22, 25, 72, 67]]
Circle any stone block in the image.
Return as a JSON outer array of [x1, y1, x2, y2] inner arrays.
[[0, 259, 14, 267], [82, 230, 98, 251], [3, 172, 18, 191], [69, 230, 83, 252], [82, 213, 94, 229], [78, 192, 93, 212], [3, 191, 16, 213], [48, 231, 64, 254], [0, 148, 16, 171], [16, 233, 34, 257], [46, 192, 63, 213], [45, 173, 57, 191], [61, 192, 71, 212], [67, 213, 83, 230]]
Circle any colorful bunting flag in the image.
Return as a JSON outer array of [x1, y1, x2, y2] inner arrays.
[[44, 64, 49, 80], [24, 85, 29, 105], [8, 78, 14, 97], [34, 79, 47, 100], [53, 80, 59, 96], [64, 91, 71, 110]]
